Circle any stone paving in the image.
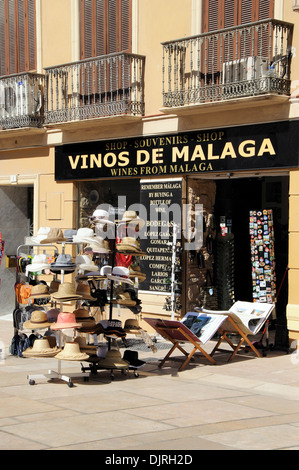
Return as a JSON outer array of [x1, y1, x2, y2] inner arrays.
[[1, 315, 299, 451]]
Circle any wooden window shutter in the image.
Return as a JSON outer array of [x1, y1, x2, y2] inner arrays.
[[0, 0, 36, 75], [202, 0, 274, 32], [80, 0, 132, 59], [0, 1, 5, 75]]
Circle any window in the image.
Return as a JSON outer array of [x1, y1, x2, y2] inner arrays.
[[0, 0, 36, 76], [80, 0, 132, 60], [202, 0, 274, 32]]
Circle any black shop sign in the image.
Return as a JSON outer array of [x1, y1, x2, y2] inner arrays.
[[139, 178, 182, 293], [55, 120, 299, 180]]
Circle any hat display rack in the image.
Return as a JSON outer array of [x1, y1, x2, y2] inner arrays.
[[12, 214, 149, 385], [79, 209, 149, 379]]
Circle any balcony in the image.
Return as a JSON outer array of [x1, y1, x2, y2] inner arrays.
[[0, 72, 44, 130], [161, 19, 294, 110], [44, 52, 145, 125]]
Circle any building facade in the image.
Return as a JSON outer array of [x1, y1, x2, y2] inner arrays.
[[0, 0, 299, 348]]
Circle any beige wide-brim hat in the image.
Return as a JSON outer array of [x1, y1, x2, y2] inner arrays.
[[40, 227, 67, 244], [55, 342, 90, 361], [119, 211, 145, 229], [75, 282, 96, 300], [22, 338, 61, 357], [97, 349, 129, 369], [23, 310, 52, 329], [51, 282, 82, 300], [73, 308, 96, 326], [73, 336, 97, 353], [129, 265, 146, 282], [116, 237, 145, 254], [29, 284, 51, 299], [72, 228, 94, 243], [111, 292, 136, 306], [124, 318, 142, 334], [75, 254, 98, 272]]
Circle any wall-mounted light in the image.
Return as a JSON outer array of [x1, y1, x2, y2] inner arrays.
[[10, 175, 18, 184], [293, 0, 299, 11]]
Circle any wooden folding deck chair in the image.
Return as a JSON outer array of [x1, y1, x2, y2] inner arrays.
[[144, 318, 217, 371], [197, 302, 275, 362]]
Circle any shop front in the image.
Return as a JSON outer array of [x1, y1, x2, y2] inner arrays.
[[55, 119, 299, 348]]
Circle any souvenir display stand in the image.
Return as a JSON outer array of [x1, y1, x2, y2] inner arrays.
[[249, 209, 276, 303]]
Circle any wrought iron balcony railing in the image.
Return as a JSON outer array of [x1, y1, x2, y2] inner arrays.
[[44, 52, 145, 124], [162, 19, 294, 108], [0, 72, 44, 129]]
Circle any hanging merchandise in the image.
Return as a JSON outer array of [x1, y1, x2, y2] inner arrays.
[[215, 217, 235, 310], [249, 209, 276, 303], [199, 269, 218, 310]]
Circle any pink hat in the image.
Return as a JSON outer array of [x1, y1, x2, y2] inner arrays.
[[50, 312, 82, 330]]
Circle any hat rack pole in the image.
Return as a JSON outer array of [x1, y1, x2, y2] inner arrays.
[[27, 241, 89, 387]]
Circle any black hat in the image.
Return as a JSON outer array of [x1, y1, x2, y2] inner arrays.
[[123, 350, 145, 368]]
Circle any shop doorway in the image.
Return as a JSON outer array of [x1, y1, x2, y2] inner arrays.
[[0, 185, 33, 316], [214, 175, 289, 346]]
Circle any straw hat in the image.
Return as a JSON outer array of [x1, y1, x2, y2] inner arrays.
[[116, 237, 144, 254], [40, 227, 67, 244], [112, 292, 136, 306], [97, 349, 129, 369], [50, 312, 82, 330], [55, 342, 90, 361], [49, 280, 60, 294], [107, 266, 133, 285], [29, 284, 51, 299], [129, 265, 146, 282], [51, 282, 82, 301], [119, 211, 145, 229], [124, 318, 142, 334], [73, 336, 97, 353], [22, 338, 60, 357], [88, 237, 110, 254], [76, 282, 96, 300], [23, 310, 52, 330], [73, 308, 96, 327]]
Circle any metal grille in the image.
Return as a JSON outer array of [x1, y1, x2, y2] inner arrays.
[[44, 52, 145, 124], [162, 19, 293, 107]]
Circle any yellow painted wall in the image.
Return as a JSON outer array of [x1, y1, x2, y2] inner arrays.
[[138, 0, 193, 115], [41, 0, 73, 68]]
